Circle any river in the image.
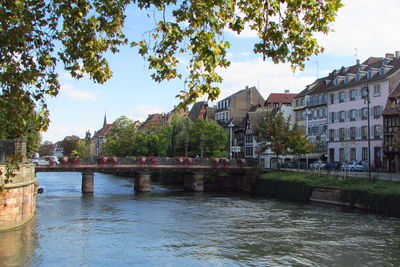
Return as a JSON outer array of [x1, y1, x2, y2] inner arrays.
[[1, 172, 400, 266]]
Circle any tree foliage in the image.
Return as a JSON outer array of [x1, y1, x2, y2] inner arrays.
[[59, 135, 81, 156], [102, 116, 138, 156], [287, 122, 313, 165], [1, 0, 342, 138], [38, 141, 55, 157], [257, 111, 291, 162]]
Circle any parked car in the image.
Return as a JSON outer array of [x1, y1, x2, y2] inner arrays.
[[281, 161, 297, 168], [341, 161, 366, 171], [309, 161, 326, 169], [30, 156, 59, 166], [30, 157, 50, 166], [325, 161, 342, 170]]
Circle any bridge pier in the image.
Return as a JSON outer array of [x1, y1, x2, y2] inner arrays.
[[134, 172, 151, 192], [184, 173, 204, 192], [82, 172, 94, 193]]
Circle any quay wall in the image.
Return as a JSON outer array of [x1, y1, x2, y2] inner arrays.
[[254, 175, 400, 218], [0, 165, 37, 231]]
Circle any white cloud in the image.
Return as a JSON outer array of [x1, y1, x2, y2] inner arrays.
[[316, 0, 400, 59], [41, 124, 94, 143], [128, 105, 164, 122], [60, 84, 101, 101], [240, 52, 251, 57], [215, 58, 316, 101]]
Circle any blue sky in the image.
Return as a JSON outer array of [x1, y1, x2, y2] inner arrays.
[[42, 0, 400, 142]]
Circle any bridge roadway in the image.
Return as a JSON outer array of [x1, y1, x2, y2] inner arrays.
[[35, 164, 256, 193]]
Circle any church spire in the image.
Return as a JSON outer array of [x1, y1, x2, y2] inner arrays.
[[103, 113, 107, 127]]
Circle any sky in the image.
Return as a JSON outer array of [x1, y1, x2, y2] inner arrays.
[[42, 0, 400, 143]]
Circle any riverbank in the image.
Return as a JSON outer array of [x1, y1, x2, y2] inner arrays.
[[254, 171, 400, 218]]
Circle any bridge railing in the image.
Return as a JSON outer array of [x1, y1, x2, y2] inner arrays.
[[68, 157, 256, 168]]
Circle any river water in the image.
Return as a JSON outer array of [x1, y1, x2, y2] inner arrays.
[[1, 172, 400, 266]]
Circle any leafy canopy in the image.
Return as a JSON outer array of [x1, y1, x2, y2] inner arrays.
[[1, 0, 342, 138]]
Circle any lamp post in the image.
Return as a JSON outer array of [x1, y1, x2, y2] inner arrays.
[[200, 133, 204, 159], [228, 122, 234, 159], [361, 83, 372, 180], [305, 109, 312, 169]]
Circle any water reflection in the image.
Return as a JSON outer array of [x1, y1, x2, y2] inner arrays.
[[0, 217, 38, 267], [1, 172, 400, 266]]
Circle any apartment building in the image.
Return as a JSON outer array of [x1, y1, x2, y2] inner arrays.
[[327, 53, 400, 166], [214, 86, 264, 125], [293, 79, 328, 160]]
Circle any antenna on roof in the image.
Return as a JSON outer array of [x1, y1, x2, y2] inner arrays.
[[315, 61, 319, 78], [354, 48, 358, 59]]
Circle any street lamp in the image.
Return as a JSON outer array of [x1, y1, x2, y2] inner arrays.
[[228, 122, 234, 159], [200, 133, 204, 159], [361, 83, 372, 180], [305, 109, 312, 169]]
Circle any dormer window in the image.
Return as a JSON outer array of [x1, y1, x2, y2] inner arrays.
[[380, 68, 385, 76], [356, 73, 360, 81]]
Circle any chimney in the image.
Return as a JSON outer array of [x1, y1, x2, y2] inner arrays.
[[356, 59, 360, 65], [386, 53, 394, 59], [396, 51, 400, 58], [284, 89, 290, 94]]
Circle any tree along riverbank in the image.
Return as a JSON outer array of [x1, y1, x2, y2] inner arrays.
[[254, 171, 400, 218]]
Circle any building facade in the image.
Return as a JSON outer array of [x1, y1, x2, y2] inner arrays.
[[215, 86, 264, 124], [327, 53, 400, 166], [383, 83, 400, 171]]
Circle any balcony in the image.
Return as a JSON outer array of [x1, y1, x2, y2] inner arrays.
[[306, 98, 327, 108]]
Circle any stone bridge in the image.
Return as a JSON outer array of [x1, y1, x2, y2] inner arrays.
[[35, 158, 257, 193]]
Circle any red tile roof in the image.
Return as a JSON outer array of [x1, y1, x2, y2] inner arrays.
[[265, 93, 297, 104], [94, 124, 114, 137]]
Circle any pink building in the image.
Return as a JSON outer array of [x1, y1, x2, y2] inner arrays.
[[327, 53, 400, 166]]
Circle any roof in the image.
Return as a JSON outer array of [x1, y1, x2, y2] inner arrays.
[[383, 82, 400, 115], [265, 93, 297, 104], [296, 54, 400, 98], [247, 111, 269, 133], [188, 101, 207, 121], [219, 86, 258, 102], [93, 124, 114, 138]]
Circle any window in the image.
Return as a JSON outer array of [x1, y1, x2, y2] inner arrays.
[[361, 108, 368, 120], [245, 147, 253, 156], [323, 124, 328, 135], [329, 129, 335, 141], [339, 111, 345, 122], [350, 109, 357, 121], [245, 134, 253, 143], [330, 93, 335, 104], [350, 89, 357, 100], [350, 148, 356, 161], [361, 126, 368, 139], [339, 128, 345, 141], [362, 147, 368, 161], [350, 127, 356, 140], [330, 112, 335, 123], [373, 106, 381, 118], [296, 99, 300, 107], [323, 108, 327, 118], [339, 91, 346, 102], [374, 84, 381, 97], [374, 125, 381, 139], [339, 148, 345, 162]]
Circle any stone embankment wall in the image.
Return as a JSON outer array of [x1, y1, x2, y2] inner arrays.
[[254, 178, 400, 218], [0, 164, 37, 231]]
